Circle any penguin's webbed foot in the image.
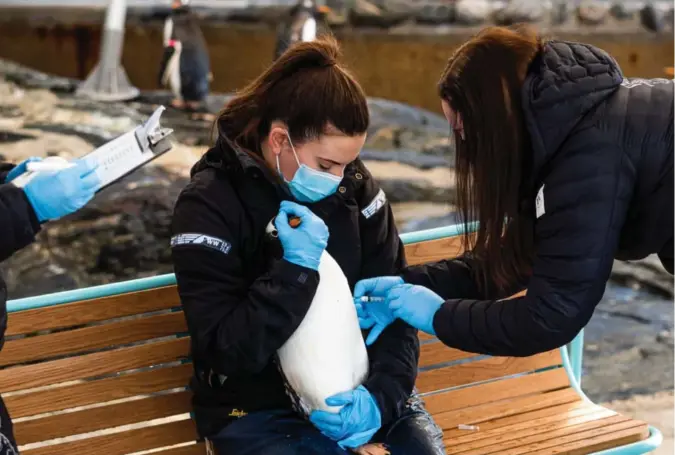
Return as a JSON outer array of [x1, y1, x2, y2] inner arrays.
[[170, 98, 186, 109]]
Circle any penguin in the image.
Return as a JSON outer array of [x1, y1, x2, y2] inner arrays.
[[274, 0, 332, 60], [158, 0, 212, 115], [639, 1, 664, 32], [266, 218, 388, 455]]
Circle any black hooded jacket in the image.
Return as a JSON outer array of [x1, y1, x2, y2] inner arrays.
[[171, 142, 419, 438], [0, 163, 42, 351], [403, 40, 674, 357]]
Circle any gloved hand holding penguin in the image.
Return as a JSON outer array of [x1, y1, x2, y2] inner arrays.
[[266, 141, 385, 454]]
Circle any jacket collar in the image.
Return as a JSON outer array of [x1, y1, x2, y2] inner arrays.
[[193, 137, 369, 218]]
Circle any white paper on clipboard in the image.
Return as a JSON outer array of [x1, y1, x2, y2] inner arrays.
[[83, 130, 157, 190], [81, 106, 174, 191]]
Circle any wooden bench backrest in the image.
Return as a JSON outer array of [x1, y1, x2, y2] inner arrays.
[[2, 234, 568, 454]]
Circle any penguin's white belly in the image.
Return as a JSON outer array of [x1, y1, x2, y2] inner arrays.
[[277, 250, 369, 415]]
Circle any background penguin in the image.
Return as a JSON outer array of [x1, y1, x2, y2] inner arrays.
[[274, 0, 332, 60], [639, 1, 665, 32], [158, 0, 212, 115]]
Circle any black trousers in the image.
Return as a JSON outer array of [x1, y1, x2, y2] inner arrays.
[[0, 395, 18, 455]]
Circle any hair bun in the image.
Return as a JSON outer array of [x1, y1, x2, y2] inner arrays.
[[277, 35, 341, 75]]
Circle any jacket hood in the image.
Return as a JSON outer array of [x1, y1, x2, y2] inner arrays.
[[522, 41, 624, 179]]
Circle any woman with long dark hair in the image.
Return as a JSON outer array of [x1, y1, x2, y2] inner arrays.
[[355, 25, 673, 357], [171, 37, 443, 455]]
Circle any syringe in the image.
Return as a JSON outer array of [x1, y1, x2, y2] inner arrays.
[[359, 296, 385, 303]]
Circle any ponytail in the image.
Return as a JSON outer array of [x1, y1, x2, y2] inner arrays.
[[216, 35, 368, 155]]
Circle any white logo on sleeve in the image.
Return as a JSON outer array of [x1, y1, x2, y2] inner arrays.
[[535, 184, 545, 219], [362, 189, 387, 219], [171, 233, 232, 255], [621, 78, 673, 89]]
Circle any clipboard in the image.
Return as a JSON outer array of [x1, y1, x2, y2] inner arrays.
[[12, 106, 175, 193], [83, 105, 175, 194]]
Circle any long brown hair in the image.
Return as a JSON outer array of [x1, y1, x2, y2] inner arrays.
[[438, 25, 544, 293], [216, 35, 369, 154]]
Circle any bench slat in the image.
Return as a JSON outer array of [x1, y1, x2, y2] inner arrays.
[[7, 286, 181, 336], [432, 388, 582, 431], [450, 414, 635, 455], [0, 337, 190, 393], [441, 401, 593, 440], [416, 349, 561, 394], [22, 419, 198, 455], [15, 390, 193, 445], [5, 363, 192, 419], [444, 407, 617, 449], [529, 424, 651, 455], [405, 235, 465, 266], [0, 311, 187, 367], [419, 341, 477, 368], [422, 368, 570, 416], [495, 418, 648, 455]]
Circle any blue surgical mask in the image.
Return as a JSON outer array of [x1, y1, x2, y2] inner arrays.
[[277, 134, 343, 203]]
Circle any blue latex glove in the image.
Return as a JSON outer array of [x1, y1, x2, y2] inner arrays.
[[355, 298, 396, 346], [275, 200, 328, 271], [388, 284, 445, 336], [5, 157, 42, 183], [354, 276, 404, 345], [309, 385, 382, 449], [22, 159, 100, 222]]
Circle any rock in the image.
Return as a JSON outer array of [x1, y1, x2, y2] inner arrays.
[[610, 255, 674, 298], [360, 149, 450, 169], [22, 123, 116, 148], [348, 0, 411, 28], [609, 2, 637, 21], [455, 0, 492, 25], [0, 59, 78, 93], [583, 283, 673, 402], [413, 1, 456, 25], [379, 178, 453, 204], [494, 0, 546, 25], [577, 1, 610, 25], [0, 130, 34, 144]]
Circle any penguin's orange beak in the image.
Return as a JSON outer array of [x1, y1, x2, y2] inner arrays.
[[317, 5, 332, 14]]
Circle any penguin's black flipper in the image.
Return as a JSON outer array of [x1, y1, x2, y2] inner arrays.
[[158, 42, 178, 87]]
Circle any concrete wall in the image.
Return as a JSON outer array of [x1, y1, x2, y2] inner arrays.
[[0, 21, 672, 112]]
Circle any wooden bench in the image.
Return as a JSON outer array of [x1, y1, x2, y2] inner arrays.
[[1, 226, 659, 455]]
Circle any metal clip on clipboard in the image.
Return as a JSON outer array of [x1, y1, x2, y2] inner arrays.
[[134, 105, 174, 154]]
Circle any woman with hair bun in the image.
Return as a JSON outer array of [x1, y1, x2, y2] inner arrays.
[[171, 37, 444, 455]]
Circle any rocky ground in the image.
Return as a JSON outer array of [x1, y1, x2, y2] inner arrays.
[[3, 0, 673, 33], [0, 60, 672, 444]]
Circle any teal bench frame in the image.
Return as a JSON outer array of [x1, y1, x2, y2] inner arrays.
[[6, 223, 663, 454]]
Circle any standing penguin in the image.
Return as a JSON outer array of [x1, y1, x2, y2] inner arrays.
[[274, 0, 331, 60], [158, 0, 212, 113]]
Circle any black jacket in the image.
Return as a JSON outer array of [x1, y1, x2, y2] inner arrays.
[[0, 163, 42, 351], [404, 41, 674, 357], [171, 143, 418, 438]]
